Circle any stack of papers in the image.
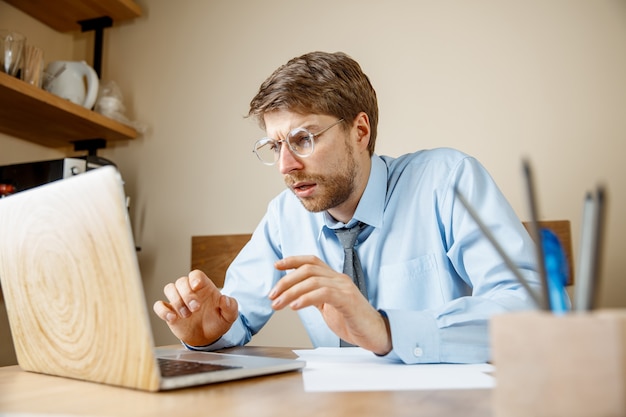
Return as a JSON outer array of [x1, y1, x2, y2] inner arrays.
[[293, 347, 495, 392]]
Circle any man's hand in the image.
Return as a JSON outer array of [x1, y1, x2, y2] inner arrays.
[[153, 269, 239, 347], [269, 255, 392, 355]]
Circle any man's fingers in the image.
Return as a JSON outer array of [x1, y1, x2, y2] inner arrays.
[[153, 270, 236, 346], [153, 300, 178, 323], [164, 270, 215, 318], [219, 295, 239, 323], [188, 269, 212, 291], [274, 255, 323, 271]]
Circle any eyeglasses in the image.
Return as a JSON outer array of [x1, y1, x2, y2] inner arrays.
[[253, 119, 344, 166]]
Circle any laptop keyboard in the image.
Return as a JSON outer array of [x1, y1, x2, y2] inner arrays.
[[158, 358, 241, 377]]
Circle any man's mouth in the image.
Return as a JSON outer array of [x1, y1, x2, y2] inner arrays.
[[291, 181, 317, 198]]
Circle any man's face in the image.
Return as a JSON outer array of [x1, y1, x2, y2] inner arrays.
[[263, 111, 359, 214]]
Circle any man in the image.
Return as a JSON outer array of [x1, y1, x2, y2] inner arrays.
[[153, 51, 541, 364]]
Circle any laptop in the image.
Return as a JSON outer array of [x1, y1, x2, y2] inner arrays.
[[0, 166, 304, 391]]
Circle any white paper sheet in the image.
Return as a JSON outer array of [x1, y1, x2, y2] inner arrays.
[[293, 347, 495, 392]]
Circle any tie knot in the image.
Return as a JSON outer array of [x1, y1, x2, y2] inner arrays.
[[334, 222, 364, 249]]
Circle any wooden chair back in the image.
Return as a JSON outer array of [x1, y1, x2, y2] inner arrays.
[[191, 234, 252, 288], [191, 220, 574, 288], [522, 220, 574, 286]]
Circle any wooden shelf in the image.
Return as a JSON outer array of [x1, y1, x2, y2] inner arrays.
[[0, 71, 137, 147], [0, 0, 142, 148], [3, 0, 142, 32]]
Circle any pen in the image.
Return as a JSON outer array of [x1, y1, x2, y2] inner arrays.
[[574, 186, 607, 311], [588, 186, 607, 310], [522, 160, 551, 311], [540, 228, 570, 314], [574, 192, 595, 311]]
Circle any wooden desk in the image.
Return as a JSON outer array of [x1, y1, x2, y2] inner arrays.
[[0, 346, 492, 417]]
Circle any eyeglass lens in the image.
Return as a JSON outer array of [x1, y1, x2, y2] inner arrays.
[[254, 128, 313, 165], [253, 119, 343, 165]]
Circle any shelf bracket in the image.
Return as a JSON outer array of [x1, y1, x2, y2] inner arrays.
[[73, 139, 118, 173], [73, 138, 107, 156], [78, 16, 113, 78]]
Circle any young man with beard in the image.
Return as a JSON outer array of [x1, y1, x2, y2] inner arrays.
[[153, 51, 541, 364]]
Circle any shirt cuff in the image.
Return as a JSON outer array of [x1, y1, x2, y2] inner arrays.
[[378, 309, 441, 364], [181, 316, 249, 351]]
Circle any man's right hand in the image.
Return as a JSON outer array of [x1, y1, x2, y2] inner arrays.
[[153, 269, 239, 347]]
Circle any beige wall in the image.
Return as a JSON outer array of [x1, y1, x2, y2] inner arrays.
[[1, 0, 625, 365]]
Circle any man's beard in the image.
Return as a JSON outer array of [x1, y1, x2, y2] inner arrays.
[[284, 146, 358, 213]]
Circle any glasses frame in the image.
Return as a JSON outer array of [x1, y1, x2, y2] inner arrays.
[[253, 118, 344, 166]]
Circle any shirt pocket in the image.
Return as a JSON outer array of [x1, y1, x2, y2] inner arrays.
[[377, 253, 443, 310]]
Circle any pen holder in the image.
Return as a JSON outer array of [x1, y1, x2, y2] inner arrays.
[[491, 310, 626, 417]]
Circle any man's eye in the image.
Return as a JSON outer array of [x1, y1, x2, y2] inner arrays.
[[292, 134, 311, 150]]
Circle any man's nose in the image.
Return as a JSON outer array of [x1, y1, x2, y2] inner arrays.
[[278, 143, 303, 174]]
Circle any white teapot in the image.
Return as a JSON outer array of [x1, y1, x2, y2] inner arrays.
[[44, 61, 99, 109]]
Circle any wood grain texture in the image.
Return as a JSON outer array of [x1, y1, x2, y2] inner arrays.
[[0, 168, 160, 391], [522, 220, 574, 285], [3, 0, 142, 32], [0, 72, 138, 147], [0, 346, 492, 417], [191, 234, 252, 288], [492, 310, 626, 417]]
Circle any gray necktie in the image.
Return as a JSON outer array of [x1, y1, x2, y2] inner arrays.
[[334, 222, 368, 347]]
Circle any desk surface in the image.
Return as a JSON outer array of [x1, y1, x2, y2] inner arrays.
[[0, 346, 492, 417]]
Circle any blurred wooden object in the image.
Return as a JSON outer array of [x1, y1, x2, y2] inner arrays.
[[0, 168, 161, 391], [0, 344, 493, 416], [3, 0, 142, 32], [191, 234, 252, 288], [522, 220, 574, 285], [492, 310, 626, 417], [0, 72, 138, 147]]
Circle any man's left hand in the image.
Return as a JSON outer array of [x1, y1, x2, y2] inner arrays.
[[269, 255, 392, 355]]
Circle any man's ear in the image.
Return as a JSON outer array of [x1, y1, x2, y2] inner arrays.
[[353, 112, 371, 151]]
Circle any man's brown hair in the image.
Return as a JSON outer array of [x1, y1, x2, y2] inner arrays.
[[248, 51, 379, 155]]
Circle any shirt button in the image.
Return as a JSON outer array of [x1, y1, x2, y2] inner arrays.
[[413, 346, 423, 357]]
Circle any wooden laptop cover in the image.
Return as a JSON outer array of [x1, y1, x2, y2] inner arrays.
[[0, 167, 161, 391]]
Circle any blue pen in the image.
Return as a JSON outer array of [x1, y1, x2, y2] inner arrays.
[[540, 228, 570, 314]]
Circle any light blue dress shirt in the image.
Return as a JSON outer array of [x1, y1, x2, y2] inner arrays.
[[199, 148, 541, 364]]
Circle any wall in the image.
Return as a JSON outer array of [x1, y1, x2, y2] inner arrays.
[[1, 0, 625, 365]]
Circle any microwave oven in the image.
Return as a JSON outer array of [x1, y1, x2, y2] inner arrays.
[[0, 157, 115, 196]]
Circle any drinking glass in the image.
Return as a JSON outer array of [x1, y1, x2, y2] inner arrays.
[[0, 30, 26, 77], [21, 44, 44, 87]]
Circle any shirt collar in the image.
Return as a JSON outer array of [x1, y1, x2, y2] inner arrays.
[[320, 154, 387, 238]]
